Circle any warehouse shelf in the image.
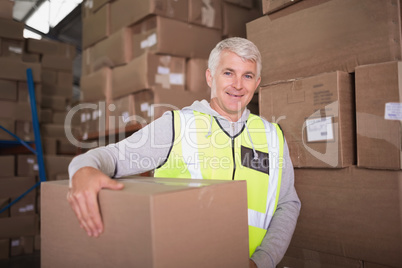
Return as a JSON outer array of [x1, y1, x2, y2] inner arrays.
[[0, 68, 46, 215]]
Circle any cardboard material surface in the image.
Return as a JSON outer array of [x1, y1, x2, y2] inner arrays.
[[0, 79, 17, 101], [0, 0, 13, 19], [110, 0, 188, 33], [0, 176, 36, 199], [41, 55, 73, 72], [80, 67, 112, 102], [222, 2, 260, 38], [15, 120, 34, 141], [262, 0, 303, 14], [0, 58, 41, 82], [131, 16, 221, 59], [112, 53, 186, 99], [82, 3, 110, 48], [247, 0, 402, 85], [90, 27, 132, 72], [186, 58, 209, 93], [0, 38, 24, 58], [0, 215, 39, 239], [259, 71, 355, 168], [41, 177, 249, 268], [355, 61, 402, 170], [0, 155, 14, 177], [10, 236, 34, 257], [44, 155, 74, 181], [0, 18, 23, 40], [188, 0, 222, 29], [26, 38, 76, 58], [293, 166, 402, 268], [0, 117, 15, 140]]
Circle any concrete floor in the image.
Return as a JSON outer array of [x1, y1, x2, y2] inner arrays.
[[0, 251, 40, 268]]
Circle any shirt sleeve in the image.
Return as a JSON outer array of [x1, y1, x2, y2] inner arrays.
[[68, 112, 174, 179], [250, 139, 301, 268]]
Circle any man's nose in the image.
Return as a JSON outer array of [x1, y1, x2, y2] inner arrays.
[[232, 76, 243, 90]]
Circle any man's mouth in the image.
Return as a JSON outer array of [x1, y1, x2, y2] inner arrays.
[[226, 92, 243, 98]]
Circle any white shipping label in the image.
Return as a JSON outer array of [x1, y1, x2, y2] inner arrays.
[[140, 102, 149, 112], [11, 240, 20, 247], [306, 117, 334, 142], [169, 73, 184, 85], [140, 33, 157, 49], [33, 164, 39, 171], [81, 113, 86, 123], [27, 158, 35, 164], [157, 66, 170, 75], [9, 46, 22, 54], [385, 102, 402, 120], [122, 112, 130, 123]]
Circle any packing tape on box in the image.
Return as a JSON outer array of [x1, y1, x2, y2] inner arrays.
[[201, 0, 215, 27]]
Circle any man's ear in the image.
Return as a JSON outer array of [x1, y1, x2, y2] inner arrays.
[[206, 69, 212, 88]]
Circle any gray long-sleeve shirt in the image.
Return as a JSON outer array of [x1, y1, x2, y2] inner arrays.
[[69, 100, 301, 267]]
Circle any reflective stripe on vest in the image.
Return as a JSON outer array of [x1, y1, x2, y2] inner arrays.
[[154, 110, 284, 256]]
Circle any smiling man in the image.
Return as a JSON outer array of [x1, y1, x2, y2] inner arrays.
[[68, 37, 301, 268]]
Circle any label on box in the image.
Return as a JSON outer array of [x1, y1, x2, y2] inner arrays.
[[33, 164, 38, 171], [9, 46, 22, 54], [170, 73, 184, 85], [140, 33, 157, 49], [11, 239, 20, 247], [157, 66, 170, 75], [306, 117, 334, 142], [140, 102, 149, 112], [27, 158, 35, 164], [19, 204, 34, 213], [81, 113, 86, 123], [122, 112, 130, 123], [385, 102, 402, 120]]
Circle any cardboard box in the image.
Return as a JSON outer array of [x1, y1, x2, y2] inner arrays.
[[44, 155, 74, 181], [355, 61, 402, 170], [52, 112, 67, 124], [278, 246, 363, 268], [17, 155, 38, 177], [259, 71, 355, 168], [17, 82, 42, 104], [262, 0, 303, 15], [292, 166, 402, 268], [0, 155, 14, 177], [0, 176, 36, 198], [186, 58, 210, 93], [10, 191, 36, 217], [222, 2, 260, 38], [131, 16, 221, 59], [41, 124, 78, 139], [41, 177, 249, 268], [112, 53, 186, 99], [40, 109, 53, 124], [41, 69, 58, 84], [42, 83, 72, 99], [247, 0, 402, 85], [0, 18, 24, 40], [0, 215, 39, 238], [0, 198, 9, 218], [57, 71, 74, 87], [77, 101, 109, 140], [22, 52, 41, 63], [26, 38, 76, 58], [224, 0, 253, 8], [41, 55, 73, 72], [0, 79, 17, 101], [110, 0, 189, 34], [10, 236, 34, 257], [90, 27, 132, 72], [0, 58, 41, 82], [82, 3, 110, 48], [0, 117, 15, 140], [110, 90, 154, 130], [0, 101, 33, 121], [0, 239, 9, 260], [0, 38, 24, 58], [188, 0, 222, 29], [15, 120, 34, 141], [0, 0, 13, 19], [80, 67, 112, 102], [81, 47, 91, 76], [41, 96, 69, 112]]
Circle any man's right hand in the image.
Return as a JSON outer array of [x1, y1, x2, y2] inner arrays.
[[67, 167, 124, 237]]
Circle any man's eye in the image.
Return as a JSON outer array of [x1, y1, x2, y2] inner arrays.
[[224, 71, 232, 76], [245, 74, 253, 79]]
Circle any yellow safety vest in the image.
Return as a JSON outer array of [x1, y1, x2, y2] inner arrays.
[[154, 110, 284, 256]]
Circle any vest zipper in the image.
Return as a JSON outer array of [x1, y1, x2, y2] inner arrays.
[[231, 137, 236, 180]]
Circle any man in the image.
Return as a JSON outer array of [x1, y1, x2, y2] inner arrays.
[[68, 37, 301, 267]]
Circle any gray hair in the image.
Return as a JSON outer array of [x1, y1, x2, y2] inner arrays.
[[208, 37, 262, 79]]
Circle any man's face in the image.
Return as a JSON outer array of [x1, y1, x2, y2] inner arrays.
[[206, 50, 261, 122]]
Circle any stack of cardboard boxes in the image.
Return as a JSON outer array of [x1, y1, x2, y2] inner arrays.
[[0, 0, 79, 259], [79, 0, 261, 138], [247, 0, 402, 267], [0, 0, 41, 259], [24, 38, 78, 181]]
